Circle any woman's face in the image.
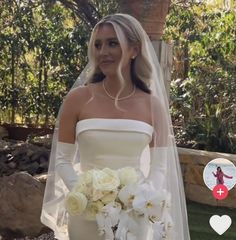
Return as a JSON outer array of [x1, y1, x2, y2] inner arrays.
[[93, 24, 136, 76]]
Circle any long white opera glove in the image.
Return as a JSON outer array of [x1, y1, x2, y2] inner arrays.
[[148, 148, 173, 239], [148, 147, 167, 190], [55, 141, 78, 191]]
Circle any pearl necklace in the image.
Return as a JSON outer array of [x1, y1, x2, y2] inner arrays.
[[102, 80, 136, 101]]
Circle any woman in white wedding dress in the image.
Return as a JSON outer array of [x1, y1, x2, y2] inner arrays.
[[41, 14, 191, 240]]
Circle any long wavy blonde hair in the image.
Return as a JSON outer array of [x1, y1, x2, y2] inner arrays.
[[86, 14, 155, 107]]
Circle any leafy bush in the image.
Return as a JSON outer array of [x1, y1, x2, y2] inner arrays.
[[164, 3, 236, 153]]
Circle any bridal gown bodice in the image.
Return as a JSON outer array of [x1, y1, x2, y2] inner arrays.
[[76, 118, 154, 171], [68, 118, 154, 240]]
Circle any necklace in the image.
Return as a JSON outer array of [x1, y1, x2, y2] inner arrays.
[[102, 80, 136, 101]]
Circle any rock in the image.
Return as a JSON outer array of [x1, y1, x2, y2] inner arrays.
[[31, 150, 49, 163], [29, 134, 52, 148], [0, 140, 12, 151], [185, 164, 205, 186], [0, 126, 8, 139], [0, 141, 50, 177], [7, 161, 17, 169], [0, 154, 7, 163], [0, 172, 47, 239], [20, 162, 40, 175], [35, 173, 48, 185]]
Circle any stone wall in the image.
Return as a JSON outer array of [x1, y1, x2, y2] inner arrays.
[[179, 147, 236, 209]]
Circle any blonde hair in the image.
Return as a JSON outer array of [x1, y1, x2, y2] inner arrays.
[[86, 13, 154, 108]]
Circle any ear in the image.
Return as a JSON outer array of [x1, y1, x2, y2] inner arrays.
[[132, 43, 140, 58]]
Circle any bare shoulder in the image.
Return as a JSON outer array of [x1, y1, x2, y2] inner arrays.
[[64, 85, 91, 103], [149, 94, 165, 107], [60, 85, 92, 118], [63, 83, 101, 118], [134, 88, 151, 100]]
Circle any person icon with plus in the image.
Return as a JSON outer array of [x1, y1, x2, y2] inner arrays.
[[212, 166, 233, 186]]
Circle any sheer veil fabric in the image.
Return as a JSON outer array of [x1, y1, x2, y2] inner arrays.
[[41, 13, 191, 240]]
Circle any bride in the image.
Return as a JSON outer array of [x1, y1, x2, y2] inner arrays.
[[41, 13, 191, 240]]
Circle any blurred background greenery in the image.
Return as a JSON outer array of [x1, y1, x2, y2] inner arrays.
[[0, 0, 235, 155], [0, 1, 235, 239]]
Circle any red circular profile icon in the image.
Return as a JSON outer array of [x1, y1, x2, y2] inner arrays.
[[213, 184, 228, 200]]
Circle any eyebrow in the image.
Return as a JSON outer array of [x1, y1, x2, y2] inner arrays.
[[94, 37, 118, 42]]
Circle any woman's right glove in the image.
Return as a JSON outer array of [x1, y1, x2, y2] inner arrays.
[[55, 141, 78, 191]]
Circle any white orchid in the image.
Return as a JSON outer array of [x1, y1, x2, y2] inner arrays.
[[65, 167, 171, 239], [118, 183, 139, 207], [96, 202, 121, 239], [164, 192, 171, 209], [152, 221, 166, 240], [127, 232, 137, 240], [96, 213, 114, 239], [102, 202, 122, 226], [132, 185, 166, 221], [162, 210, 173, 232], [115, 211, 138, 240]]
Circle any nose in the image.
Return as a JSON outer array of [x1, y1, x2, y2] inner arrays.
[[99, 44, 109, 56]]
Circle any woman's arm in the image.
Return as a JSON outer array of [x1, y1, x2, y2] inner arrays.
[[212, 172, 217, 177], [56, 87, 88, 190], [223, 173, 233, 179], [58, 88, 79, 143], [148, 96, 169, 189], [149, 95, 169, 148]]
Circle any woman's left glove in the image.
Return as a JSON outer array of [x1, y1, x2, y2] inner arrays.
[[147, 147, 167, 190]]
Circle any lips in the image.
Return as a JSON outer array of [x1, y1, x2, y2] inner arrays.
[[100, 60, 114, 66]]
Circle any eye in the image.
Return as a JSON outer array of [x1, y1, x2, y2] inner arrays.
[[94, 42, 101, 49], [109, 41, 119, 47]]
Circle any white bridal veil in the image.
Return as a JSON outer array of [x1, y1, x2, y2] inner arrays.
[[41, 13, 191, 240]]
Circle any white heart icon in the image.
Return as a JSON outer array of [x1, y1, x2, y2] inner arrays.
[[209, 215, 232, 235]]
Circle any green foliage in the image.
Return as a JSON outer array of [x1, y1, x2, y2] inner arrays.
[[0, 0, 118, 126], [164, 2, 236, 153]]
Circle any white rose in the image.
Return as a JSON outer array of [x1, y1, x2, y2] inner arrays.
[[92, 189, 106, 201], [100, 190, 118, 204], [72, 171, 93, 198], [118, 167, 138, 186], [65, 192, 88, 216], [73, 181, 87, 194], [80, 170, 93, 185], [84, 200, 104, 221], [93, 168, 120, 191]]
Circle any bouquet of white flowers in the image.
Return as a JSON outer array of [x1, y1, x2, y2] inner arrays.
[[65, 167, 172, 240]]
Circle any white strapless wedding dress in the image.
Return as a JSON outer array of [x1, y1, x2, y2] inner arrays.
[[68, 118, 154, 240]]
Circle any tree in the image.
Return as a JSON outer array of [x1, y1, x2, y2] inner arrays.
[[57, 0, 118, 28], [163, 1, 236, 153], [0, 0, 118, 126]]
